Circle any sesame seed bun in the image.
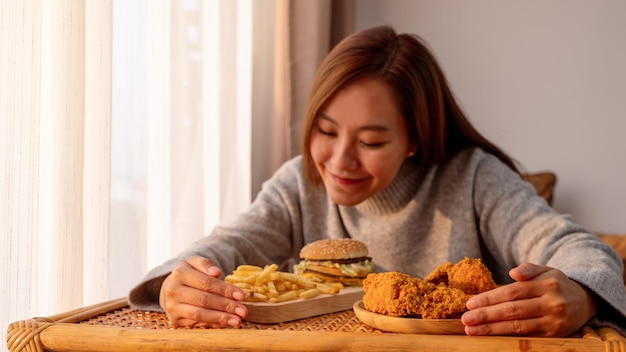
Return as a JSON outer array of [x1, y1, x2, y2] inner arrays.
[[299, 238, 369, 260]]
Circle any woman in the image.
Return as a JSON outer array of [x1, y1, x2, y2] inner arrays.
[[129, 25, 626, 337]]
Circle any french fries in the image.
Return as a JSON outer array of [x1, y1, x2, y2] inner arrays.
[[225, 264, 343, 303]]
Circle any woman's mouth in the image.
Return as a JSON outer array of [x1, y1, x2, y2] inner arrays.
[[330, 173, 365, 186]]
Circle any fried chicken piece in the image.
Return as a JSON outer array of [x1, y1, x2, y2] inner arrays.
[[362, 272, 473, 319], [418, 286, 473, 319], [363, 272, 431, 317], [362, 258, 497, 319], [424, 257, 496, 294]]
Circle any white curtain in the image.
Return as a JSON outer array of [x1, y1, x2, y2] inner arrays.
[[1, 0, 276, 341], [2, 0, 111, 338], [1, 0, 353, 343]]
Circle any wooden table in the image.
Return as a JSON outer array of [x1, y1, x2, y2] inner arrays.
[[6, 297, 625, 352]]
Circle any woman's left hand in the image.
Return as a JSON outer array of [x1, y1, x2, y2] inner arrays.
[[461, 263, 597, 337]]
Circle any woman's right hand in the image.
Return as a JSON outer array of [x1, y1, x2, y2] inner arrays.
[[159, 256, 248, 328]]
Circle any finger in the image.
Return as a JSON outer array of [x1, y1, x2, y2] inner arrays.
[[171, 262, 245, 301], [174, 318, 211, 328], [163, 284, 248, 327], [186, 256, 222, 278], [466, 281, 538, 309], [463, 315, 551, 337], [172, 303, 244, 328], [462, 296, 544, 326], [174, 318, 242, 329], [508, 263, 551, 282], [161, 278, 248, 323], [165, 280, 247, 312]]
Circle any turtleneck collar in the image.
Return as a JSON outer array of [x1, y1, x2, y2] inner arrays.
[[340, 160, 426, 215]]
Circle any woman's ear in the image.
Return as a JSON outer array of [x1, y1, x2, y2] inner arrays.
[[407, 146, 417, 157]]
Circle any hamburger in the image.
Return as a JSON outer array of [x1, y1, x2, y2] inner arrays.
[[294, 238, 374, 286]]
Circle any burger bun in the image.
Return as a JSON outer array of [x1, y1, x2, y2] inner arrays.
[[299, 238, 369, 260]]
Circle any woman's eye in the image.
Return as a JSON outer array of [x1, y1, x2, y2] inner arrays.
[[316, 125, 386, 148], [317, 127, 336, 136], [359, 141, 385, 149]]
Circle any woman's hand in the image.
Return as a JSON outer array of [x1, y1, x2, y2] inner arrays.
[[461, 263, 597, 337], [159, 256, 248, 328]]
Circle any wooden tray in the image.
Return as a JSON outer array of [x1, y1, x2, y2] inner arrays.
[[6, 297, 626, 352], [244, 286, 363, 323], [353, 300, 465, 334]]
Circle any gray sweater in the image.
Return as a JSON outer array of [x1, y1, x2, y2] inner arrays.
[[129, 148, 626, 334]]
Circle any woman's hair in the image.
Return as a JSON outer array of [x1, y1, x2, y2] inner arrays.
[[301, 25, 519, 184]]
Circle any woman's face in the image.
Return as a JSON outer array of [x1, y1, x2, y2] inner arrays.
[[310, 77, 414, 206]]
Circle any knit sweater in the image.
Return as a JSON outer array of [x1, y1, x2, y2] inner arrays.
[[129, 147, 626, 334]]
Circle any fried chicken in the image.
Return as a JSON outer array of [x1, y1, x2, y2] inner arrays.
[[362, 258, 496, 319], [362, 271, 473, 319], [424, 257, 496, 294]]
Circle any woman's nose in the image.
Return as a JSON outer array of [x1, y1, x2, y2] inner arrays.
[[331, 141, 359, 170]]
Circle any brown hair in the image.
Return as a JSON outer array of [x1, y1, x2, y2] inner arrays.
[[301, 25, 519, 184]]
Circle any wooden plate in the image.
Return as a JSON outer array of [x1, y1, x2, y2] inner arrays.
[[352, 300, 465, 335], [243, 286, 363, 324]]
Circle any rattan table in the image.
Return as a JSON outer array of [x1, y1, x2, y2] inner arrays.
[[7, 297, 626, 352]]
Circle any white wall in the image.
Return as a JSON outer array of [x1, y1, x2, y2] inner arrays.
[[356, 0, 626, 234]]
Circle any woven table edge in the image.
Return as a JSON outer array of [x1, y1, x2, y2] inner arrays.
[[7, 297, 625, 352]]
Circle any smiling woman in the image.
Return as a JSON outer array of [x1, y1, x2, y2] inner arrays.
[[126, 25, 625, 338], [310, 78, 413, 206]]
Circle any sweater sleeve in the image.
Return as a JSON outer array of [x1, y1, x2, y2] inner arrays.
[[128, 157, 307, 311], [471, 150, 626, 335]]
